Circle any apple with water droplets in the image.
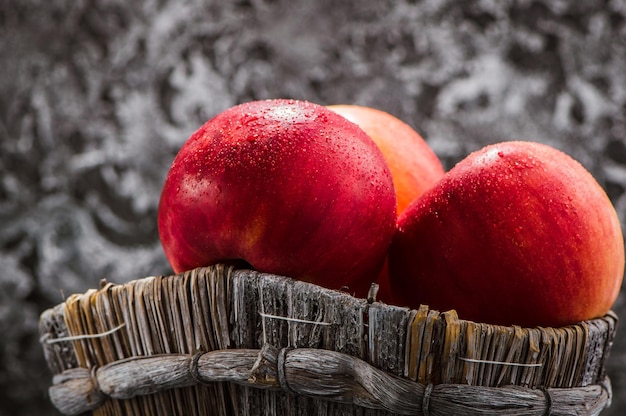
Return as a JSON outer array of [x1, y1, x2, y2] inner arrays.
[[388, 141, 624, 327], [328, 104, 445, 303], [328, 105, 445, 216], [158, 99, 397, 297]]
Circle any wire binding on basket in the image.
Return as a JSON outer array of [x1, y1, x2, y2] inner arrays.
[[458, 357, 543, 367], [190, 351, 205, 385], [422, 383, 434, 416], [542, 388, 553, 416], [277, 347, 295, 394]]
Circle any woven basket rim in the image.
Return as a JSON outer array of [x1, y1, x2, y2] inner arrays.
[[39, 265, 618, 416]]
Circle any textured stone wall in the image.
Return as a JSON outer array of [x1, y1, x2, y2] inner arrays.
[[1, 1, 625, 414]]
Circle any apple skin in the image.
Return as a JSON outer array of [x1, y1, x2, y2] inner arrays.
[[328, 104, 445, 304], [328, 105, 445, 216], [158, 99, 397, 298], [388, 141, 624, 327]]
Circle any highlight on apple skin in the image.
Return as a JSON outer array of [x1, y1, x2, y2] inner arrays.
[[158, 99, 397, 298], [328, 104, 445, 216], [388, 140, 625, 328]]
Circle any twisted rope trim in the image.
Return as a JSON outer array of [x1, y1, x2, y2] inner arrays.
[[40, 323, 126, 344], [47, 345, 613, 416]]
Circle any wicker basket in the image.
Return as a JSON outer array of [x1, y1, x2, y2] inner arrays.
[[39, 264, 618, 415]]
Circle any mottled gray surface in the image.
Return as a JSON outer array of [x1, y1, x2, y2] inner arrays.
[[1, 0, 625, 414]]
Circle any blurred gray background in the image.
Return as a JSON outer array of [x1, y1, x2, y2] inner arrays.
[[1, 0, 625, 414]]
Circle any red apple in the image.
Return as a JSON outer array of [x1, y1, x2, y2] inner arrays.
[[388, 141, 624, 327], [328, 105, 445, 304], [158, 99, 397, 297], [328, 105, 445, 216]]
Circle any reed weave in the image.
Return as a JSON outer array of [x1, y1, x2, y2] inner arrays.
[[39, 264, 618, 415]]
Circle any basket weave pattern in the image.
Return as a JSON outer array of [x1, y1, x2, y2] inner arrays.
[[39, 265, 617, 415]]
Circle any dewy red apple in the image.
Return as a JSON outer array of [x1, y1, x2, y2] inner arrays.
[[158, 99, 397, 297], [388, 141, 624, 327], [328, 104, 445, 304], [328, 104, 445, 216]]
